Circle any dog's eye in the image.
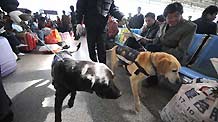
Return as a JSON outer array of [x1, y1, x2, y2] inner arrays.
[[172, 70, 177, 72]]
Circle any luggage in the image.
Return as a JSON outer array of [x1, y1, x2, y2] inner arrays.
[[45, 29, 61, 44], [18, 32, 38, 52], [0, 37, 17, 77]]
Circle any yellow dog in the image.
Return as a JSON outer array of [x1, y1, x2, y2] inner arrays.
[[109, 45, 181, 112]]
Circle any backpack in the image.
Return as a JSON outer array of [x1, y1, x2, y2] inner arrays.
[[107, 16, 119, 39]]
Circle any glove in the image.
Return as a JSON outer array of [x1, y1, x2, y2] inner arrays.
[[76, 24, 86, 36], [9, 10, 23, 24], [74, 24, 86, 40]]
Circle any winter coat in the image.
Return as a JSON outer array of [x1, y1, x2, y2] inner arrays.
[[76, 0, 124, 32], [193, 17, 217, 35], [141, 21, 159, 39], [152, 19, 197, 64]]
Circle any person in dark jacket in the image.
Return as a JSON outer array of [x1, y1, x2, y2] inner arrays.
[[76, 0, 125, 64], [128, 7, 144, 29], [193, 5, 218, 35], [70, 5, 77, 39], [124, 12, 159, 51], [0, 0, 24, 121]]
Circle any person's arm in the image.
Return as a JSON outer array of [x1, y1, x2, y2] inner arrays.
[[211, 23, 217, 35], [76, 0, 86, 24], [165, 24, 197, 62], [109, 1, 124, 21], [0, 0, 19, 13]]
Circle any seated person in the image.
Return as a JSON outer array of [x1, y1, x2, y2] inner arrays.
[[139, 2, 196, 65], [1, 15, 26, 56], [124, 12, 159, 51], [193, 5, 218, 35], [156, 14, 166, 25]]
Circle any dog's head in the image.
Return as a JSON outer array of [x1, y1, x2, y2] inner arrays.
[[81, 63, 121, 99], [154, 52, 181, 84]]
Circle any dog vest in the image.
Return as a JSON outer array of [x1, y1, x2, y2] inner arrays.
[[116, 45, 150, 76]]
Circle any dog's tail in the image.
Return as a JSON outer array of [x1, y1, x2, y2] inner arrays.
[[108, 45, 118, 72]]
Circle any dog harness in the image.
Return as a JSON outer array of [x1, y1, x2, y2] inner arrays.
[[116, 45, 155, 76]]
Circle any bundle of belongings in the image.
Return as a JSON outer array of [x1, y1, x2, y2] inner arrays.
[[160, 78, 218, 122]]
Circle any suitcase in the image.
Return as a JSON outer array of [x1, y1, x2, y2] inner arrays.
[[19, 32, 37, 52], [45, 29, 61, 44]]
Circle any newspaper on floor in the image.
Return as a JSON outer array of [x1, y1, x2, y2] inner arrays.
[[160, 78, 218, 122]]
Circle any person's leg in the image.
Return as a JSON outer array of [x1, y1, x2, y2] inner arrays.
[[96, 32, 106, 64], [36, 30, 45, 45], [3, 34, 20, 55], [0, 66, 13, 122], [86, 30, 98, 62], [145, 43, 161, 52]]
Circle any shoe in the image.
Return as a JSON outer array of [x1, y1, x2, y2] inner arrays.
[[17, 53, 25, 56], [16, 44, 28, 48]]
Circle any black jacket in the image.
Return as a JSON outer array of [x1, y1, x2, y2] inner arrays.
[[193, 17, 217, 35], [0, 0, 19, 13], [76, 0, 124, 32], [128, 14, 144, 29], [141, 21, 159, 39]]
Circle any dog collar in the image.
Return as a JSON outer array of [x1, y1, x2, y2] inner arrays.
[[134, 52, 156, 76], [134, 62, 150, 76]]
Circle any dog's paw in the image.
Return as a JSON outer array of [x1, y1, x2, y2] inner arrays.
[[135, 104, 141, 113]]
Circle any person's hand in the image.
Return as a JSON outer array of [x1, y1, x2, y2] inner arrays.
[[74, 24, 86, 40], [9, 10, 23, 24], [76, 24, 86, 36], [139, 37, 151, 44]]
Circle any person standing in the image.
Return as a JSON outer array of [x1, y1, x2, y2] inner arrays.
[[61, 10, 71, 32], [76, 0, 125, 64], [128, 7, 144, 29], [70, 5, 78, 39], [193, 5, 218, 35]]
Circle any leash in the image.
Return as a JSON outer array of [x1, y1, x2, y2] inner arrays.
[[20, 21, 80, 62]]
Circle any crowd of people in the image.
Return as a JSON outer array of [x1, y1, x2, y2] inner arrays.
[[0, 0, 218, 121], [124, 3, 218, 65]]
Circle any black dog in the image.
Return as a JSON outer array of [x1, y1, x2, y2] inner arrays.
[[51, 51, 121, 122]]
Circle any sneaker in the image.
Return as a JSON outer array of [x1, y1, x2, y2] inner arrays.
[[17, 53, 25, 56], [16, 44, 28, 48]]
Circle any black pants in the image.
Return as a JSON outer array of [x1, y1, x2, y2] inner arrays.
[[0, 66, 13, 121], [86, 29, 106, 64], [0, 32, 21, 54]]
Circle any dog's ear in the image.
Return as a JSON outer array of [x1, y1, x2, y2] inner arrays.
[[156, 58, 171, 74]]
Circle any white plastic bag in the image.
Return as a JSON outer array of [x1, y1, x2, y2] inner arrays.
[[160, 78, 218, 122]]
